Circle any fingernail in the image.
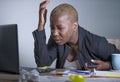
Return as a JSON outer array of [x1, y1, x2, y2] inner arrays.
[[91, 59, 94, 62]]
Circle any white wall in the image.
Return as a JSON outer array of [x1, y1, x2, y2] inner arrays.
[[0, 0, 120, 68]]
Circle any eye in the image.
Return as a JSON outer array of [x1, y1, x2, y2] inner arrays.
[[58, 26, 64, 30], [50, 25, 54, 30]]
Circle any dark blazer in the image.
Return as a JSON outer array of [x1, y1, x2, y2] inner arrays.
[[33, 26, 120, 70]]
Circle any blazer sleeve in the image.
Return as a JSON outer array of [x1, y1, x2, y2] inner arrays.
[[88, 33, 120, 60], [85, 31, 120, 69], [98, 38, 120, 60], [32, 29, 57, 67], [96, 37, 120, 69]]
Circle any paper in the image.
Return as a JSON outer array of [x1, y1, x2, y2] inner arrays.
[[95, 70, 120, 77], [86, 78, 120, 82], [51, 70, 91, 77], [38, 76, 70, 82]]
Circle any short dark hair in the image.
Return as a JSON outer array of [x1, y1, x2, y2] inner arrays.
[[50, 3, 78, 23]]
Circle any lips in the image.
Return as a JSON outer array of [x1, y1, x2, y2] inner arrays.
[[54, 38, 62, 44]]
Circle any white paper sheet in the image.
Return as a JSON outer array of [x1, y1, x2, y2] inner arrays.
[[94, 70, 120, 77]]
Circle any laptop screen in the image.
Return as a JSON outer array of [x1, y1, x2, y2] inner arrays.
[[0, 24, 19, 74]]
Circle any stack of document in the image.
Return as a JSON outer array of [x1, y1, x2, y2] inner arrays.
[[38, 76, 70, 82], [51, 70, 91, 77], [51, 69, 120, 78], [95, 70, 120, 77], [86, 78, 120, 82]]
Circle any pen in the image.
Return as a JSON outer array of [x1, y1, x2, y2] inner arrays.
[[70, 70, 90, 75]]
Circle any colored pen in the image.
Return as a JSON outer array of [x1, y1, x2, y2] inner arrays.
[[70, 70, 90, 75]]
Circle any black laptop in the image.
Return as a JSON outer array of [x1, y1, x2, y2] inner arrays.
[[0, 24, 19, 74]]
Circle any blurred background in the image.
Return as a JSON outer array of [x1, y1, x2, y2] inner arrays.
[[0, 0, 120, 68]]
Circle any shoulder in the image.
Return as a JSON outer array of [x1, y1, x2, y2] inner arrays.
[[78, 26, 105, 41], [78, 26, 108, 50]]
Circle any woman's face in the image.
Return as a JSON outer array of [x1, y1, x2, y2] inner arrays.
[[50, 15, 77, 45]]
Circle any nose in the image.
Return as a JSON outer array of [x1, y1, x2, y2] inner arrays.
[[52, 29, 59, 37]]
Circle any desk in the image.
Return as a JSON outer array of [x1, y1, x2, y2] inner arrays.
[[0, 73, 19, 82], [0, 68, 120, 82]]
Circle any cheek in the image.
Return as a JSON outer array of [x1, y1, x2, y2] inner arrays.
[[61, 28, 70, 36], [61, 28, 73, 39]]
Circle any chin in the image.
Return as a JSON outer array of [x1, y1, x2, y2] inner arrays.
[[57, 43, 63, 45], [56, 42, 65, 45]]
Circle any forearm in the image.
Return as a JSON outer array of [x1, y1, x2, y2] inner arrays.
[[33, 30, 56, 67]]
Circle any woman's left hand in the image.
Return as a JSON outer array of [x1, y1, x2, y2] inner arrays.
[[85, 59, 110, 70]]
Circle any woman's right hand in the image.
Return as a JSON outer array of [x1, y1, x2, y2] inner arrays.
[[38, 0, 50, 31]]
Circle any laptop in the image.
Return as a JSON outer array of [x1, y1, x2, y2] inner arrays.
[[0, 24, 19, 74]]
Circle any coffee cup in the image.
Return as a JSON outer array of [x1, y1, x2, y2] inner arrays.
[[112, 53, 120, 70]]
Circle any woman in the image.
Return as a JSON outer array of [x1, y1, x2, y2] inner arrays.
[[33, 0, 120, 70]]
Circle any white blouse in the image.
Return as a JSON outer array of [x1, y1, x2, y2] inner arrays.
[[64, 59, 81, 69]]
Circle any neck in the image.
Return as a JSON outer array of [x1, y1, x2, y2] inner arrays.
[[68, 29, 78, 45]]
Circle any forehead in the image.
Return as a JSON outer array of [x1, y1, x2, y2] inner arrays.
[[50, 15, 70, 25]]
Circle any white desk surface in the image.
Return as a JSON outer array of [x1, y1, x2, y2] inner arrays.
[[0, 68, 120, 82]]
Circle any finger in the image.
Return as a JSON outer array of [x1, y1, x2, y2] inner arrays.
[[84, 63, 88, 70], [46, 0, 50, 4], [91, 59, 101, 64], [42, 0, 50, 8], [84, 63, 91, 71], [40, 0, 50, 9], [40, 2, 46, 9], [91, 60, 102, 70], [39, 9, 47, 23], [44, 9, 47, 23], [96, 64, 102, 70], [40, 8, 46, 15]]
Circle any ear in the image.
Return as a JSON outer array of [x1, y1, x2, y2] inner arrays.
[[73, 22, 78, 31]]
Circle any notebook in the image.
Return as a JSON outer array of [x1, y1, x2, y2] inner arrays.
[[0, 24, 19, 74]]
